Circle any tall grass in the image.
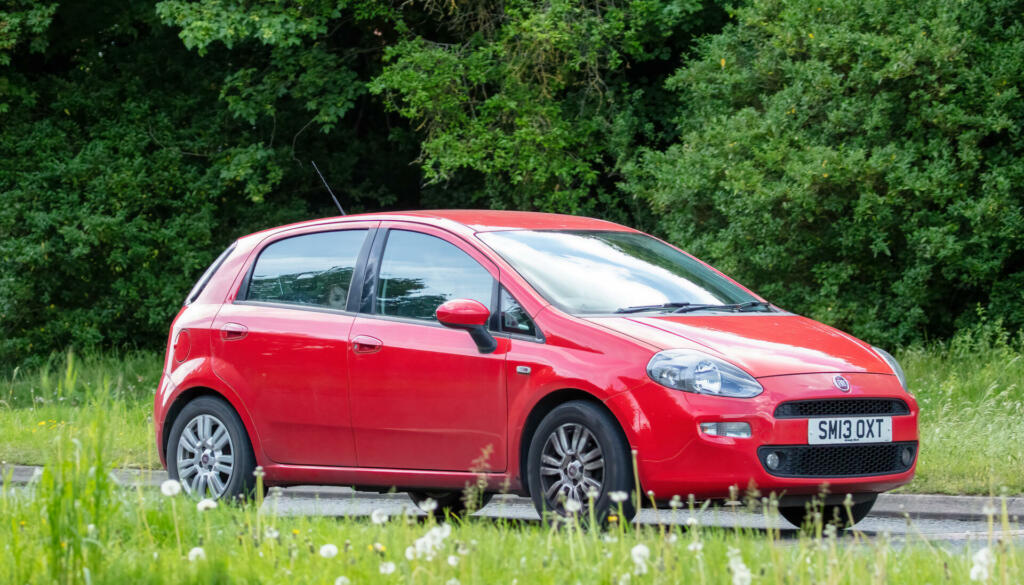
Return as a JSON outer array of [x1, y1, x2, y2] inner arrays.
[[0, 351, 159, 468], [0, 396, 1021, 584], [899, 318, 1024, 494]]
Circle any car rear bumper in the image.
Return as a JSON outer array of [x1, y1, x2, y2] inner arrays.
[[605, 372, 919, 500]]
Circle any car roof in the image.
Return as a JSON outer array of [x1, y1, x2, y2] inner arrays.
[[239, 209, 636, 244]]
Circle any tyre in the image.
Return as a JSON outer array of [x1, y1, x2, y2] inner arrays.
[[407, 490, 494, 518], [527, 400, 635, 525], [167, 396, 257, 500], [778, 494, 877, 528]]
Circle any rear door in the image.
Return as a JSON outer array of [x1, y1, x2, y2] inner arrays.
[[348, 223, 509, 472], [211, 223, 375, 466]]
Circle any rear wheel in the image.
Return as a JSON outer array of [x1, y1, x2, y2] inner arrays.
[[167, 396, 257, 501], [527, 400, 635, 525], [408, 490, 493, 518], [779, 494, 877, 528]]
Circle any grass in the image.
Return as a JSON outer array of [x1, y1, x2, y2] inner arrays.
[[0, 352, 159, 468], [1, 395, 1021, 585], [1, 316, 1023, 495]]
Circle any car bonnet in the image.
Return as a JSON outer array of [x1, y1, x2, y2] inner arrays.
[[584, 313, 892, 378]]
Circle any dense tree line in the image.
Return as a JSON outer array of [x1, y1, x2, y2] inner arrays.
[[1, 0, 1021, 365]]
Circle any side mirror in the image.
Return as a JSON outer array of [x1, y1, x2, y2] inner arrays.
[[436, 299, 497, 354]]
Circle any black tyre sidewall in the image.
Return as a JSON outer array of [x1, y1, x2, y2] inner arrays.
[[166, 396, 257, 501], [527, 400, 635, 524], [408, 490, 494, 518], [779, 494, 877, 528]]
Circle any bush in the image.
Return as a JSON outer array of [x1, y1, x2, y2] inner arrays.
[[630, 0, 1024, 346]]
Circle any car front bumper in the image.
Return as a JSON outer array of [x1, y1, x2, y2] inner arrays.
[[605, 372, 919, 500]]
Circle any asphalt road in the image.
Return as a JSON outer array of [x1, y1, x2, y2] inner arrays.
[[5, 465, 1022, 543]]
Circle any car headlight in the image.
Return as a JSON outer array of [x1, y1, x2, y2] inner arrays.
[[646, 349, 763, 398], [871, 346, 908, 392]]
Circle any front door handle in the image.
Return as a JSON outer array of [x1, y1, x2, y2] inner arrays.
[[352, 335, 383, 354], [220, 322, 248, 341]]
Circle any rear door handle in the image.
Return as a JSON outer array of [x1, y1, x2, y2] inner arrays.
[[220, 323, 248, 341], [352, 335, 383, 354]]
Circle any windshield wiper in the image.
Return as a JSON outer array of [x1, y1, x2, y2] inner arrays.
[[673, 301, 771, 314], [614, 302, 694, 314]]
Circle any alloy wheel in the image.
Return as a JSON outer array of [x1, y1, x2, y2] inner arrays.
[[175, 413, 235, 498], [538, 422, 605, 508]]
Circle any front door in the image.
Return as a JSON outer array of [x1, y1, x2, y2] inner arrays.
[[211, 226, 372, 466], [348, 225, 508, 472]]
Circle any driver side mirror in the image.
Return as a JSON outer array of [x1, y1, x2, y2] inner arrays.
[[436, 299, 497, 354]]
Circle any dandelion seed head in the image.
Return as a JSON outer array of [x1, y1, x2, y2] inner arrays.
[[418, 498, 438, 513], [379, 561, 396, 575], [197, 498, 217, 512], [160, 479, 182, 497], [320, 544, 339, 559], [631, 544, 650, 564], [564, 499, 582, 513], [264, 527, 280, 540], [688, 541, 703, 553], [187, 547, 206, 562], [609, 491, 629, 503], [335, 577, 351, 585], [448, 555, 459, 567], [371, 509, 390, 525]]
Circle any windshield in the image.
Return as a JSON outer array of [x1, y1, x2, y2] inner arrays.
[[478, 230, 767, 314]]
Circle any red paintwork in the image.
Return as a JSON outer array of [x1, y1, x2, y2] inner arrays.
[[155, 210, 918, 501], [436, 299, 491, 327]]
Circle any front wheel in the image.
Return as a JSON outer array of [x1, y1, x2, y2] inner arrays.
[[167, 396, 257, 500], [527, 400, 636, 525], [779, 494, 878, 528]]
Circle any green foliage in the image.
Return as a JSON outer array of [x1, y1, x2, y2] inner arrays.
[[371, 0, 721, 221], [629, 0, 1024, 345], [2, 0, 1022, 362]]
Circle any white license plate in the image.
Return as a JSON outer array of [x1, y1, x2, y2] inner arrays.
[[807, 416, 892, 445]]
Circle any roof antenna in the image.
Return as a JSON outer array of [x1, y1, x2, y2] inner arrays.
[[311, 160, 346, 216]]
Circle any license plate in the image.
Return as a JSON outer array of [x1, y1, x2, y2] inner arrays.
[[807, 416, 892, 444]]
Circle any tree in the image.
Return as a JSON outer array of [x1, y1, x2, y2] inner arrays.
[[629, 0, 1024, 344]]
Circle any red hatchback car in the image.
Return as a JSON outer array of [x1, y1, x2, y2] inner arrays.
[[155, 210, 918, 526]]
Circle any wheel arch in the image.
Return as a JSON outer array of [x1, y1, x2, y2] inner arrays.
[[161, 386, 259, 464], [517, 388, 630, 498]]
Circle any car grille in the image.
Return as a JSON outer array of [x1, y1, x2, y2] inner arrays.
[[774, 398, 910, 419], [757, 442, 917, 478]]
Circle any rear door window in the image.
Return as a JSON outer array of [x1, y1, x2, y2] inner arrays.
[[246, 230, 368, 309]]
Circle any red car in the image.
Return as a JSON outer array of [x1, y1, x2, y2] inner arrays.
[[155, 210, 917, 526]]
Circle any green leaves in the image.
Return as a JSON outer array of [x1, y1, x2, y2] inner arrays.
[[631, 0, 1024, 344]]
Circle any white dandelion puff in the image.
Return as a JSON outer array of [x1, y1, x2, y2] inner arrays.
[[187, 547, 206, 562], [379, 561, 396, 575], [446, 579, 460, 585], [264, 527, 279, 540], [727, 547, 752, 585], [196, 498, 217, 512], [160, 479, 181, 497], [687, 541, 704, 553], [448, 555, 459, 567], [371, 509, 390, 525], [320, 544, 339, 559], [631, 543, 650, 575], [970, 547, 995, 582], [335, 577, 351, 585], [418, 498, 438, 513], [609, 491, 629, 503], [564, 499, 582, 514]]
